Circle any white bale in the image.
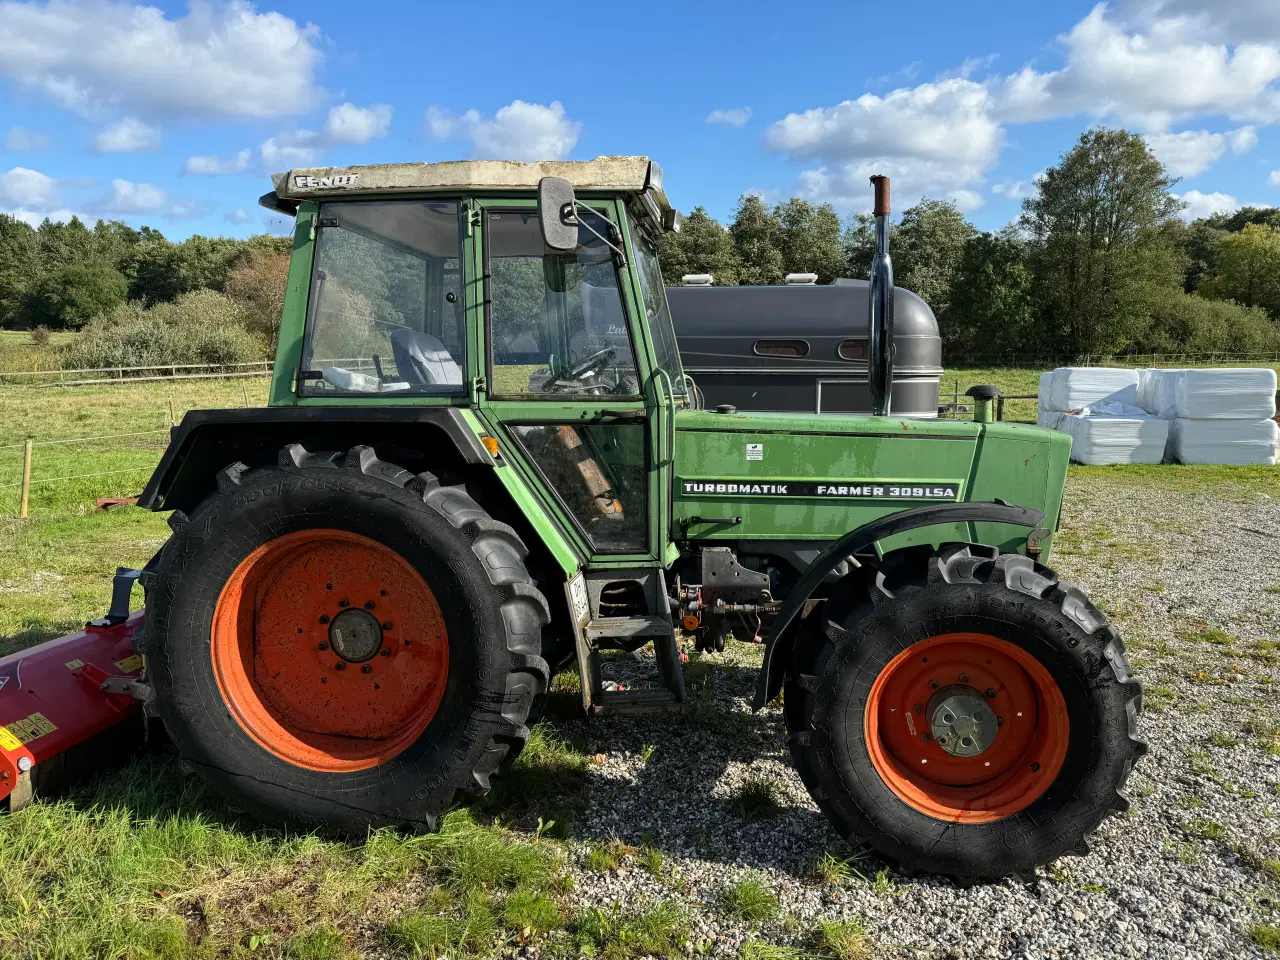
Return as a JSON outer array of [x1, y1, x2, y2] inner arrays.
[[1136, 368, 1183, 419], [1058, 406, 1170, 465], [1046, 367, 1139, 412], [1174, 368, 1277, 419], [1037, 372, 1052, 412], [1169, 418, 1278, 466], [1037, 410, 1065, 430]]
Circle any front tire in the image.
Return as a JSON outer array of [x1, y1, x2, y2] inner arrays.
[[785, 548, 1145, 883], [144, 443, 550, 833]]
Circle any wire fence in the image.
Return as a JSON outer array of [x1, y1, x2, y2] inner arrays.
[[0, 357, 376, 387], [946, 352, 1280, 369], [0, 429, 173, 516]]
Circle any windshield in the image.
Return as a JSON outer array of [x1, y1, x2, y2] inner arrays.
[[630, 227, 686, 398], [301, 200, 465, 395], [487, 208, 641, 398]]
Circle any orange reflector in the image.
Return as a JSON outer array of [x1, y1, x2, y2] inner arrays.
[[481, 436, 499, 456]]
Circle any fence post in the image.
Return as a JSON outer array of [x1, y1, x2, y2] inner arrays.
[[20, 439, 32, 519], [241, 382, 251, 407], [167, 398, 176, 426], [996, 395, 1006, 422]]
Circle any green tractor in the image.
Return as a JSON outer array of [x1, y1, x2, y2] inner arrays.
[[130, 157, 1142, 882]]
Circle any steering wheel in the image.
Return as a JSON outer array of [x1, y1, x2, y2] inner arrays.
[[564, 347, 616, 382]]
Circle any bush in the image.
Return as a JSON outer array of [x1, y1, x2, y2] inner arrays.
[[225, 249, 289, 353], [62, 290, 268, 370], [22, 259, 128, 330], [1133, 288, 1280, 355]]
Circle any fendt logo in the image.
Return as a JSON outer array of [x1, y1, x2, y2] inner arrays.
[[293, 173, 360, 189]]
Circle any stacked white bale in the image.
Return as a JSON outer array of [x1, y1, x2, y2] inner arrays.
[[1058, 402, 1170, 465], [1136, 369, 1183, 420], [1044, 367, 1139, 412], [1169, 418, 1278, 466], [1156, 368, 1279, 465]]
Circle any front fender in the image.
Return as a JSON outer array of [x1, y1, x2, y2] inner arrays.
[[753, 501, 1046, 710]]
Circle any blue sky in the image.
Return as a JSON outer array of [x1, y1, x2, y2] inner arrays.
[[1, 0, 1278, 240]]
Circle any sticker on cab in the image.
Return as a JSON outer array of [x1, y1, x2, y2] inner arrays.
[[745, 443, 763, 461]]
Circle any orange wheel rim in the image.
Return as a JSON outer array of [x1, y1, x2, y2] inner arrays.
[[864, 632, 1068, 823], [212, 529, 449, 773]]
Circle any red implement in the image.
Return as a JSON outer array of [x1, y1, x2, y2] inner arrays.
[[0, 612, 147, 809]]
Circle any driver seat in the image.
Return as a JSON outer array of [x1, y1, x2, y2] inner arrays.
[[390, 328, 463, 386]]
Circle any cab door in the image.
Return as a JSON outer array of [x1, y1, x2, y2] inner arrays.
[[473, 197, 664, 568]]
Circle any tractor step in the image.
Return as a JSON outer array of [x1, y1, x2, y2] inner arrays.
[[590, 688, 681, 716], [567, 569, 686, 716], [584, 615, 671, 640]]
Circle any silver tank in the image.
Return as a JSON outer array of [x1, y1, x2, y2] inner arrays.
[[667, 279, 943, 418]]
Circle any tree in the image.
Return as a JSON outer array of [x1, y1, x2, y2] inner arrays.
[[1198, 222, 1280, 319], [1020, 128, 1185, 357], [842, 214, 875, 280], [1134, 288, 1280, 355], [948, 229, 1037, 358], [225, 248, 291, 352], [773, 199, 846, 283], [892, 199, 976, 323], [21, 260, 128, 329], [658, 207, 739, 285], [729, 195, 784, 285], [0, 215, 39, 327]]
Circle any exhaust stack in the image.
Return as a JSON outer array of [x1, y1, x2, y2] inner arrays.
[[868, 175, 894, 416]]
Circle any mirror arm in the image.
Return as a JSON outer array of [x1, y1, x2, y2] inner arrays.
[[565, 201, 627, 264]]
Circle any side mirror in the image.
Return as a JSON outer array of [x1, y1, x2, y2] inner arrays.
[[538, 176, 579, 251]]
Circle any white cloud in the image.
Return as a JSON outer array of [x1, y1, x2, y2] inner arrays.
[[1270, 170, 1280, 186], [184, 149, 252, 176], [3, 126, 49, 151], [764, 79, 1000, 210], [995, 6, 1280, 130], [257, 102, 393, 169], [426, 100, 580, 161], [93, 117, 161, 153], [0, 166, 56, 207], [1143, 126, 1256, 176], [0, 0, 323, 119], [323, 102, 392, 144], [102, 179, 204, 219], [1117, 0, 1280, 45], [1174, 189, 1240, 219], [706, 107, 752, 127], [225, 208, 254, 224], [992, 172, 1044, 201]]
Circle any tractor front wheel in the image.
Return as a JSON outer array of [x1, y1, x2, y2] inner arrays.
[[144, 444, 550, 833], [785, 548, 1145, 883]]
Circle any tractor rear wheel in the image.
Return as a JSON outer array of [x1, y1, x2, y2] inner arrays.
[[144, 444, 550, 833], [784, 547, 1145, 883]]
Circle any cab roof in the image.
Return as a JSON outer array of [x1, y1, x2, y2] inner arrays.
[[269, 155, 670, 213]]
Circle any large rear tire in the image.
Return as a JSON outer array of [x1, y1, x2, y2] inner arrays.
[[784, 547, 1145, 883], [144, 444, 550, 833]]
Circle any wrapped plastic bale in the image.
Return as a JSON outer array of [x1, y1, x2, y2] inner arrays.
[[1044, 367, 1140, 412], [1058, 402, 1170, 465], [1136, 368, 1183, 419], [1169, 418, 1278, 466], [1173, 368, 1277, 420]]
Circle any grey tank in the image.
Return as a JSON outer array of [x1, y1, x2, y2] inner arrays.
[[667, 279, 943, 418]]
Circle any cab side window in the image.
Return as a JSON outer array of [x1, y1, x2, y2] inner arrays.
[[487, 209, 641, 398]]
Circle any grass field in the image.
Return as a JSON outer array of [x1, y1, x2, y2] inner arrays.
[[0, 372, 1276, 958]]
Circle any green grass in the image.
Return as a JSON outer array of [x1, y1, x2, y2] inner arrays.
[[720, 877, 779, 922], [812, 918, 873, 960], [569, 902, 690, 959], [732, 775, 785, 822], [1250, 924, 1280, 954]]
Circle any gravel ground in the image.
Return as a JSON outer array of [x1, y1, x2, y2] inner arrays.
[[543, 480, 1280, 959]]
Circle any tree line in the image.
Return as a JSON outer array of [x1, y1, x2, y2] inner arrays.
[[3, 127, 1277, 366], [660, 128, 1280, 362]]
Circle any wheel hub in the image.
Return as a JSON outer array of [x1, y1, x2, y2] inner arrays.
[[928, 685, 998, 757], [328, 608, 383, 663]]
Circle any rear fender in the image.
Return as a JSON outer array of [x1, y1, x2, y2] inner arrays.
[[753, 501, 1046, 709]]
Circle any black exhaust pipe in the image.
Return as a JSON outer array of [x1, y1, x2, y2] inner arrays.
[[868, 175, 894, 416]]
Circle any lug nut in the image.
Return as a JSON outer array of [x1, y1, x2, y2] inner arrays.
[[986, 688, 997, 699], [364, 601, 376, 610], [1030, 762, 1040, 771], [959, 673, 969, 682], [338, 598, 349, 608], [929, 680, 939, 689], [380, 648, 391, 657], [403, 639, 411, 646], [319, 614, 330, 624], [317, 641, 329, 651], [382, 622, 392, 631], [335, 662, 346, 671], [921, 733, 931, 742], [997, 717, 1004, 727], [913, 703, 923, 714], [361, 664, 372, 674]]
